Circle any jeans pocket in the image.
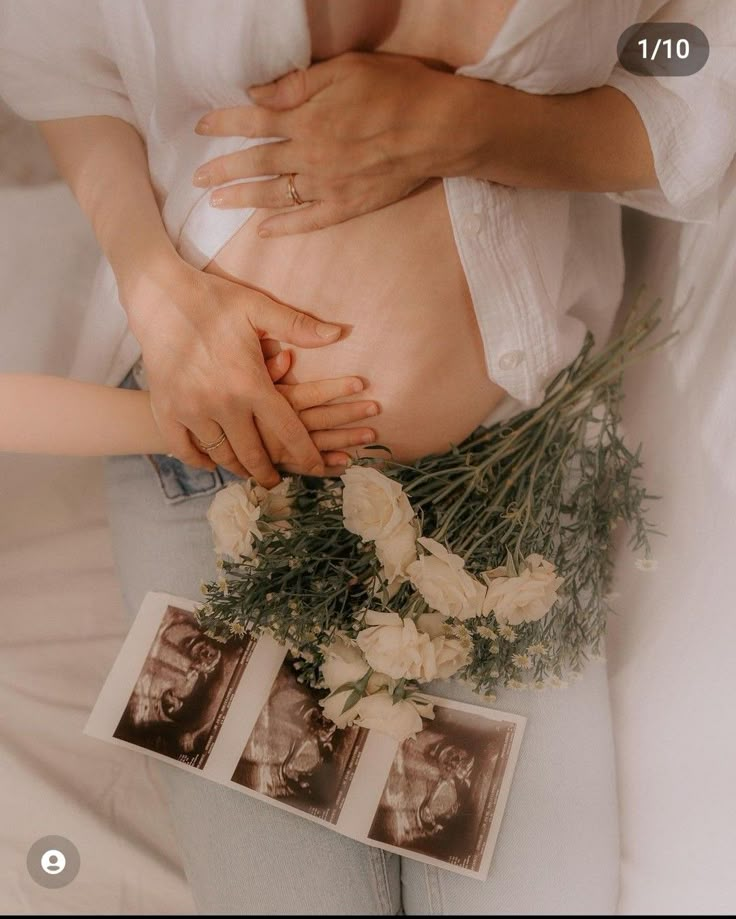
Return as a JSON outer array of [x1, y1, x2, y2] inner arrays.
[[120, 364, 239, 505]]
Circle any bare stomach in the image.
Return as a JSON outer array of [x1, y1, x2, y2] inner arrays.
[[205, 179, 506, 463]]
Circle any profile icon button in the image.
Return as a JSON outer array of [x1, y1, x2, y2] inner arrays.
[[27, 836, 80, 888], [41, 849, 66, 874]]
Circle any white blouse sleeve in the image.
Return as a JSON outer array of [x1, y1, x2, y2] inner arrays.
[[606, 0, 736, 222], [0, 0, 135, 126]]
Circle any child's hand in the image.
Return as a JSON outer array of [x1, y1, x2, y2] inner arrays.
[[219, 350, 378, 476]]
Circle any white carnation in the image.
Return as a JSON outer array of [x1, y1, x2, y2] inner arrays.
[[414, 612, 469, 680], [424, 633, 470, 681], [207, 479, 294, 560], [356, 611, 431, 681], [320, 634, 370, 693], [341, 466, 414, 542], [320, 690, 358, 729], [415, 612, 446, 638], [374, 520, 419, 585], [408, 537, 486, 621], [259, 477, 293, 527], [321, 689, 434, 742], [481, 553, 563, 625], [207, 481, 262, 559]]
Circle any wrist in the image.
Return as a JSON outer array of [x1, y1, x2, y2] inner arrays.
[[118, 248, 190, 335], [440, 76, 505, 179], [115, 241, 182, 300]]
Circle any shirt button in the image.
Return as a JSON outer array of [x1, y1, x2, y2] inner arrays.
[[462, 213, 482, 236], [498, 350, 525, 371]]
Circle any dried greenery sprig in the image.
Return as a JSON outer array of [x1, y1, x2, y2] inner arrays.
[[198, 294, 671, 696]]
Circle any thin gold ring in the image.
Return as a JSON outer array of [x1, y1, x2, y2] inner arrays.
[[197, 430, 228, 452], [286, 173, 304, 207]]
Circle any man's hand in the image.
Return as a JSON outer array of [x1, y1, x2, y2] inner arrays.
[[125, 259, 344, 487]]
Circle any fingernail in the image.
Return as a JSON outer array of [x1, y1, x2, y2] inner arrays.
[[366, 403, 379, 416], [349, 378, 364, 394], [193, 168, 212, 187], [316, 322, 340, 339], [258, 227, 272, 238], [361, 431, 376, 443], [195, 118, 212, 135], [210, 192, 225, 207]]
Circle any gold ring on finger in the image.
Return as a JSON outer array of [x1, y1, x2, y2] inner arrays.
[[286, 173, 305, 207], [197, 430, 228, 452]]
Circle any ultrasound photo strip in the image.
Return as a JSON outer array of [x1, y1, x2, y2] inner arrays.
[[86, 592, 526, 880]]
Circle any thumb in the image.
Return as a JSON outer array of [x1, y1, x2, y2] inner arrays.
[[250, 295, 342, 348], [248, 61, 335, 110]]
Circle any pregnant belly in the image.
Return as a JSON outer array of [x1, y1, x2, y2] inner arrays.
[[205, 180, 506, 462]]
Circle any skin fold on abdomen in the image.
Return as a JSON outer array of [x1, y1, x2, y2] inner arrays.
[[205, 178, 506, 462]]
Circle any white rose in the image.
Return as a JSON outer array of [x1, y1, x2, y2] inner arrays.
[[482, 553, 564, 625], [207, 481, 263, 559], [408, 537, 486, 621], [320, 635, 370, 693], [356, 611, 431, 681], [341, 466, 414, 541], [355, 692, 436, 741], [375, 520, 419, 586]]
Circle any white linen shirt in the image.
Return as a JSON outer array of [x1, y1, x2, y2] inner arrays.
[[1, 0, 734, 413]]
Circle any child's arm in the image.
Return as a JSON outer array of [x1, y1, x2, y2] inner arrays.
[[0, 374, 164, 455], [0, 370, 378, 468]]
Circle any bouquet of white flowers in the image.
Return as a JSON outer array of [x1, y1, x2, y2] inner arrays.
[[198, 297, 669, 741]]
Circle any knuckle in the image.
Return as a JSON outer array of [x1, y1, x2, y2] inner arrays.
[[286, 309, 310, 336], [222, 381, 256, 411], [219, 388, 242, 412], [281, 68, 307, 106], [307, 408, 327, 429], [302, 145, 322, 170], [280, 413, 307, 443], [298, 381, 320, 405]]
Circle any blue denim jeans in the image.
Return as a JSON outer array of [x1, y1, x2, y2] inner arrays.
[[104, 451, 620, 915]]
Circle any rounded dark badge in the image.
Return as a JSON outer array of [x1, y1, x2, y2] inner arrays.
[[26, 836, 81, 889], [618, 22, 709, 76]]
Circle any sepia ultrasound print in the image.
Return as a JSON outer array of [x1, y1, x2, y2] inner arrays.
[[114, 605, 253, 767], [232, 657, 368, 824], [368, 706, 517, 871]]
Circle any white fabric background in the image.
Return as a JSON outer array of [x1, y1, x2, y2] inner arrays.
[[0, 156, 734, 913], [608, 170, 736, 914], [0, 180, 196, 914]]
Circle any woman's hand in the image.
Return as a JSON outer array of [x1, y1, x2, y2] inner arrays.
[[193, 52, 465, 236], [124, 258, 344, 487]]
